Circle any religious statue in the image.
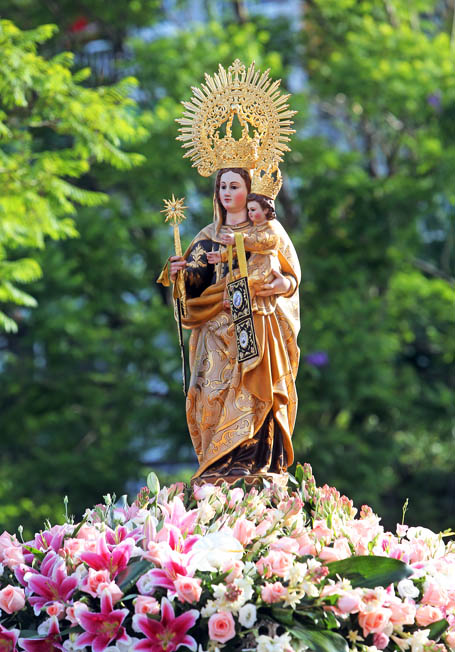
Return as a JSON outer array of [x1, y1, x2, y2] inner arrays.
[[158, 60, 300, 485]]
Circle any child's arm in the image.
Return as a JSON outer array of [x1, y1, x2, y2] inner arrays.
[[243, 228, 279, 252]]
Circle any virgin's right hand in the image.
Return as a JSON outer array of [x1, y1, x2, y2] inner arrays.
[[169, 255, 187, 282]]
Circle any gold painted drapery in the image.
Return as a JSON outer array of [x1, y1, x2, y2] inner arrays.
[[176, 218, 300, 479]]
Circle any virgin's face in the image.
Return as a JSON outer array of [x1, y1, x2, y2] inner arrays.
[[219, 172, 248, 213]]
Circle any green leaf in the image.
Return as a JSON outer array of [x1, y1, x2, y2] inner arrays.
[[117, 559, 153, 593], [326, 555, 413, 589], [147, 471, 160, 496], [271, 606, 295, 627], [428, 618, 449, 641], [290, 626, 348, 652], [295, 463, 304, 485]]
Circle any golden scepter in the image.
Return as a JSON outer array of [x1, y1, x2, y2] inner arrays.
[[161, 194, 187, 317], [161, 195, 188, 394]]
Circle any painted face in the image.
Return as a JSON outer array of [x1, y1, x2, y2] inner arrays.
[[247, 201, 268, 223], [219, 172, 248, 213]]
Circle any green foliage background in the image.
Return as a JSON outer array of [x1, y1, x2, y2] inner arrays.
[[0, 0, 453, 536]]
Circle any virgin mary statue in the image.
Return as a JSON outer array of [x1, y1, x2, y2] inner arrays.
[[158, 61, 300, 481]]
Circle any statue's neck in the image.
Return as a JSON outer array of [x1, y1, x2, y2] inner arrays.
[[225, 209, 247, 226]]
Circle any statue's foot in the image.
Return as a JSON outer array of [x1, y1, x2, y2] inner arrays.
[[229, 467, 250, 476]]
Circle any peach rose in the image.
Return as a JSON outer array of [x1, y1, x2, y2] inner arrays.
[[221, 560, 244, 583], [415, 605, 443, 627], [66, 601, 89, 626], [261, 582, 288, 604], [143, 541, 165, 565], [0, 532, 16, 560], [63, 538, 86, 558], [296, 533, 317, 556], [84, 568, 111, 597], [270, 537, 299, 555], [233, 518, 256, 546], [256, 551, 293, 579], [358, 607, 392, 637], [422, 580, 448, 608], [445, 631, 455, 648], [134, 595, 160, 615], [174, 575, 202, 604], [46, 602, 64, 618], [0, 586, 25, 614], [312, 520, 332, 540], [255, 518, 273, 538], [2, 546, 24, 569], [99, 582, 123, 604], [389, 599, 416, 626], [208, 611, 236, 644], [319, 538, 351, 563]]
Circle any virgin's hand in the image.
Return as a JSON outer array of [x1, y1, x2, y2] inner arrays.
[[207, 251, 221, 264], [219, 232, 235, 246], [255, 269, 291, 297], [169, 255, 186, 282]]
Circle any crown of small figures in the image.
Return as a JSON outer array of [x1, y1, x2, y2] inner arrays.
[[250, 165, 283, 200]]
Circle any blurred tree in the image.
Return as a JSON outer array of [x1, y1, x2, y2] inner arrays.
[[0, 20, 149, 332]]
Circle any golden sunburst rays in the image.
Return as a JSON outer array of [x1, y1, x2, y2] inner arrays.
[[161, 195, 187, 226], [176, 60, 297, 177]]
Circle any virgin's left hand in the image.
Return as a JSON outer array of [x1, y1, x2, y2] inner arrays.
[[255, 269, 291, 297]]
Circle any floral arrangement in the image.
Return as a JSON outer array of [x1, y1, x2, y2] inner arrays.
[[0, 464, 454, 652]]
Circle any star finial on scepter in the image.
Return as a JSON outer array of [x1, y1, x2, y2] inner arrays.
[[161, 195, 187, 226]]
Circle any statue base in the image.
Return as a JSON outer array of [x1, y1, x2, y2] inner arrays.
[[190, 472, 288, 489]]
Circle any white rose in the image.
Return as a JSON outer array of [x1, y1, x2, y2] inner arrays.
[[397, 579, 419, 600], [238, 603, 257, 628]]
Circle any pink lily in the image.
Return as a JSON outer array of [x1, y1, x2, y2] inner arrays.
[[76, 589, 129, 652], [79, 535, 134, 579], [26, 553, 78, 614], [133, 597, 199, 652], [0, 624, 19, 652], [139, 550, 194, 593], [156, 524, 200, 555], [19, 616, 63, 652], [159, 498, 198, 536]]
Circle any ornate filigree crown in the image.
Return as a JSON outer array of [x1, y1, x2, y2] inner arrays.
[[250, 165, 282, 200], [176, 59, 296, 177]]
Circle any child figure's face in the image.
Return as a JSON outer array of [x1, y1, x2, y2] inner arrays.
[[248, 201, 268, 224]]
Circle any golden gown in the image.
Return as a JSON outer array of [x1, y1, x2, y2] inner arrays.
[[174, 218, 301, 479]]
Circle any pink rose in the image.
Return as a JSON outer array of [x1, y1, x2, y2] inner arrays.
[[415, 605, 443, 627], [193, 484, 215, 501], [46, 602, 64, 618], [2, 546, 25, 569], [319, 538, 351, 563], [0, 586, 25, 614], [261, 582, 288, 604], [0, 532, 16, 560], [66, 601, 89, 626], [134, 595, 160, 615], [208, 611, 236, 643], [228, 488, 244, 508], [143, 542, 165, 565], [63, 538, 86, 558], [270, 537, 299, 554], [422, 580, 448, 608], [222, 560, 244, 582], [174, 575, 202, 604], [373, 632, 390, 649], [255, 519, 273, 538], [446, 631, 455, 648], [83, 568, 111, 597], [337, 592, 361, 614], [389, 599, 416, 626], [358, 608, 392, 637], [99, 582, 123, 604], [296, 533, 317, 556], [233, 518, 256, 546], [256, 551, 293, 579], [312, 520, 332, 540]]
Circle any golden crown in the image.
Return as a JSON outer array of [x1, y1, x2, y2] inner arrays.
[[176, 59, 296, 177], [250, 165, 283, 200]]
